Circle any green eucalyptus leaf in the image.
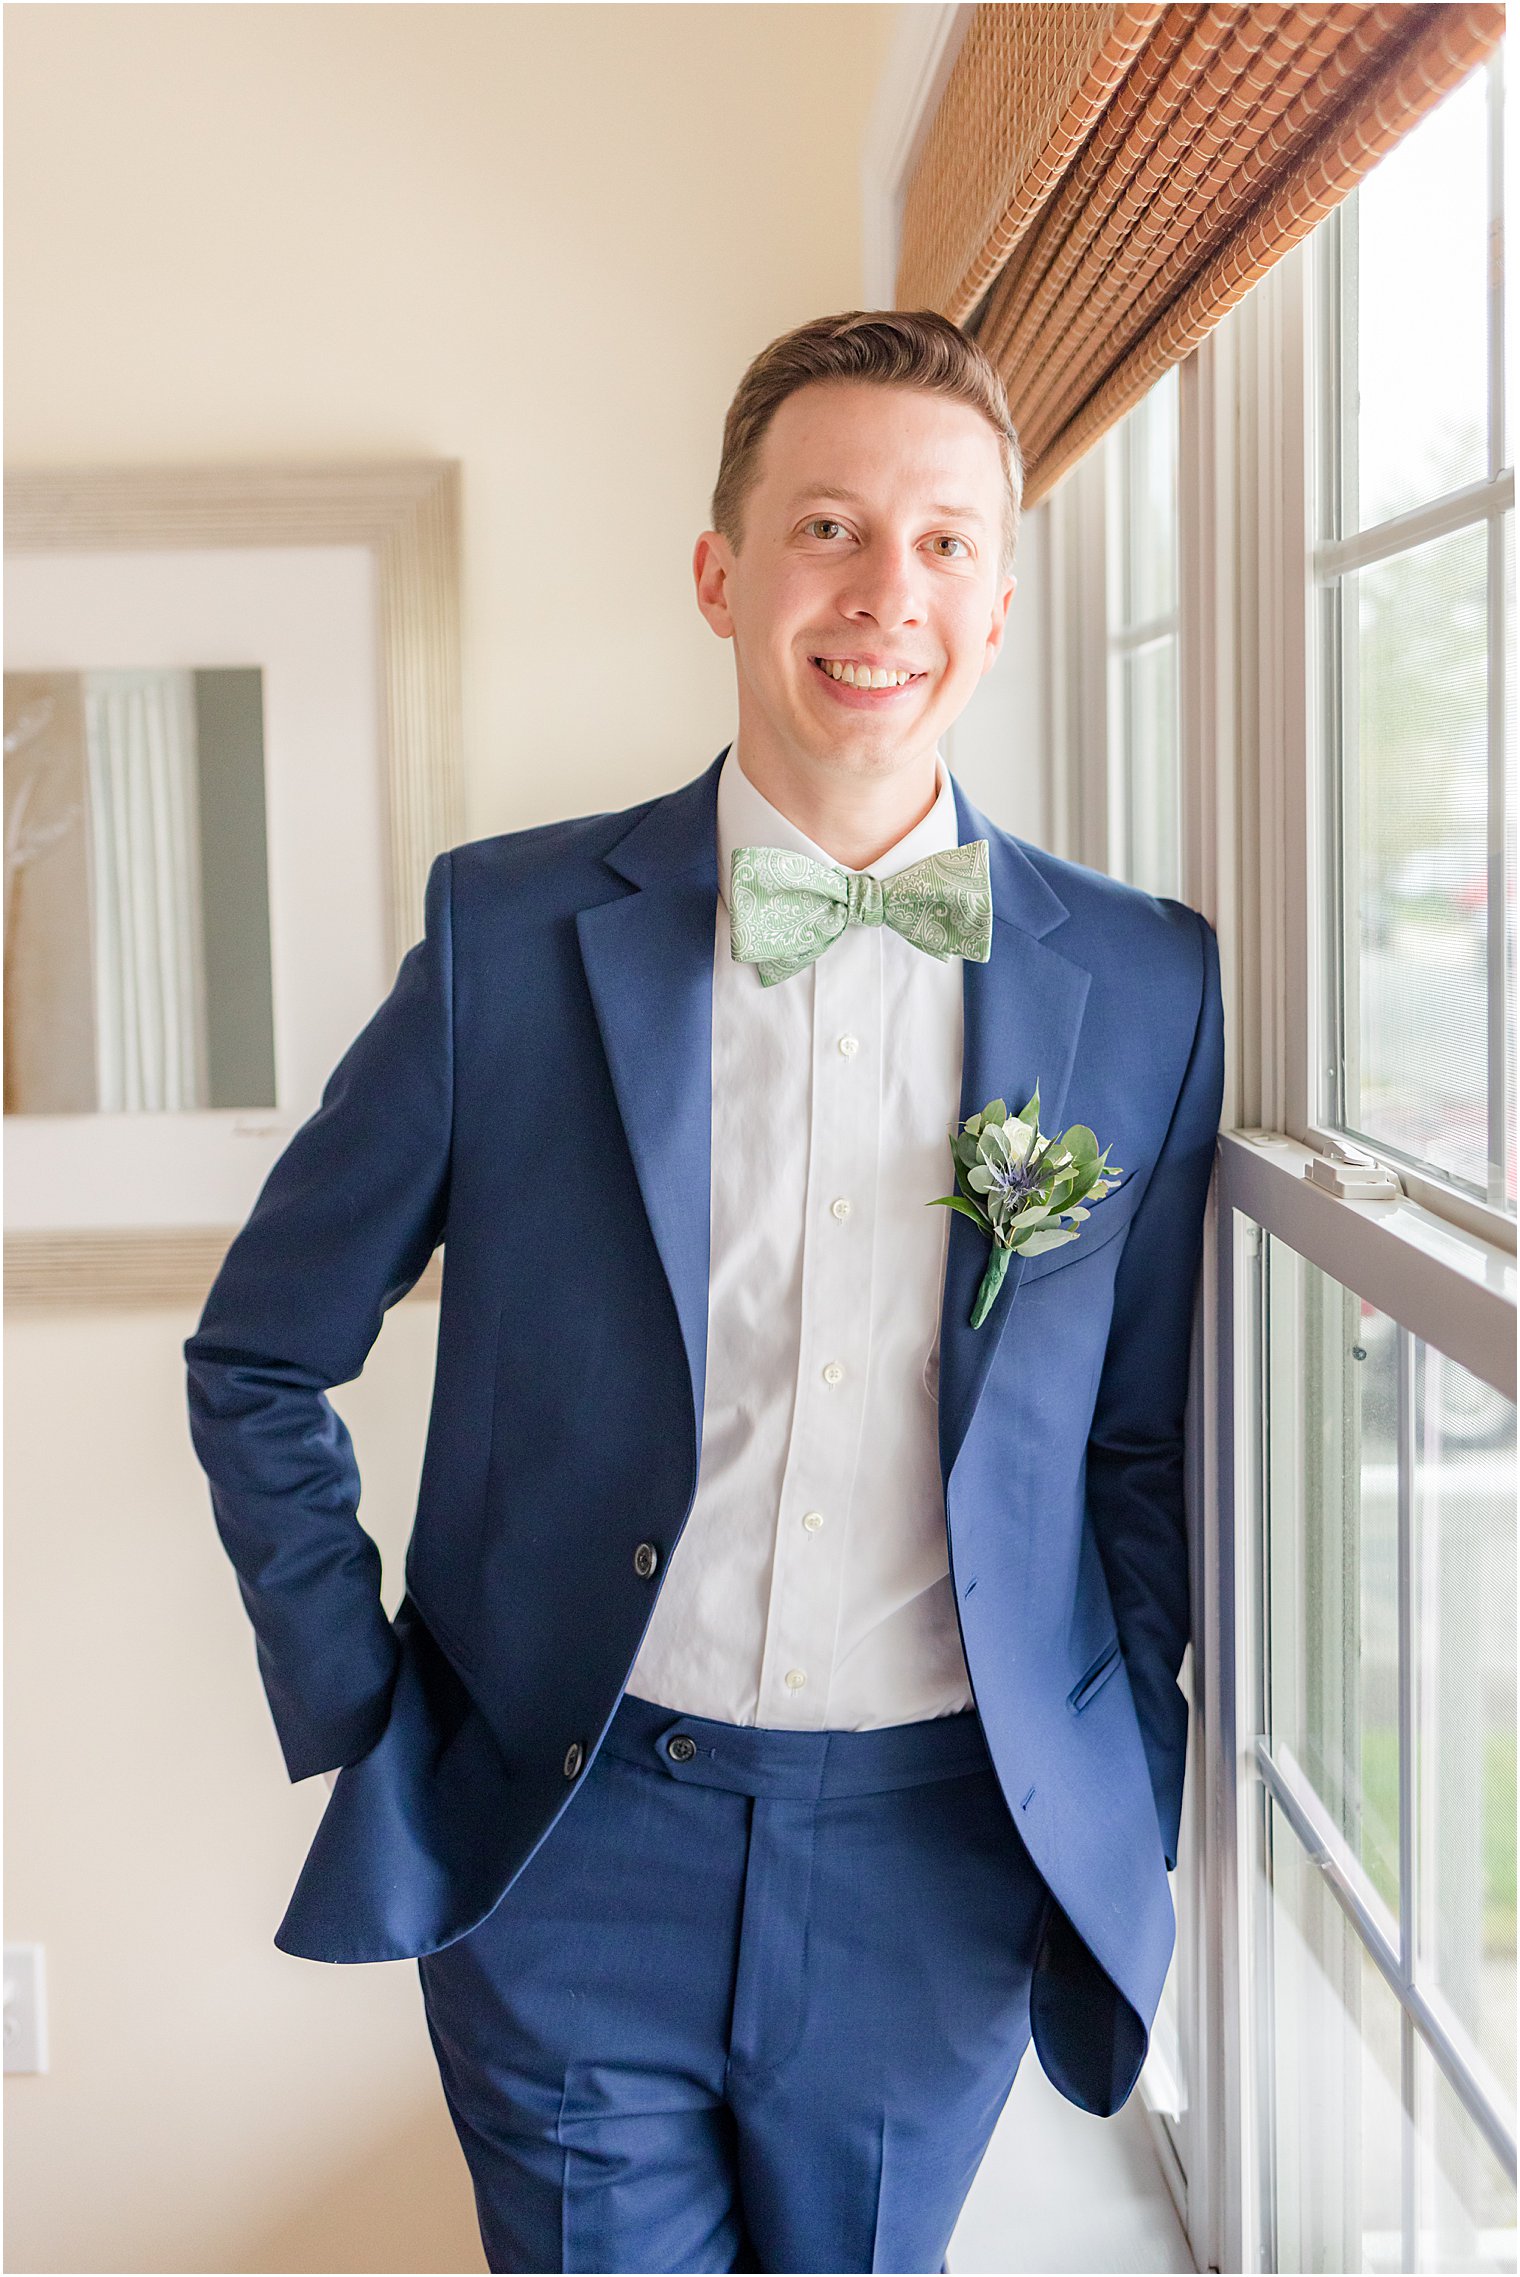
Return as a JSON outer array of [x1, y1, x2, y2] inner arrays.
[[1014, 1226, 1077, 1257], [929, 1193, 993, 1235]]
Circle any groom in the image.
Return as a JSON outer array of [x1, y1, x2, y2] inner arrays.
[[186, 310, 1224, 2274]]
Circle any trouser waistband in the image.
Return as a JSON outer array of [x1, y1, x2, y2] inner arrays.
[[601, 1689, 992, 1800]]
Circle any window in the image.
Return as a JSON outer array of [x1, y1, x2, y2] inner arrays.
[[1314, 58, 1515, 1220], [1250, 1229, 1516, 2271], [1204, 43, 1516, 2274], [1107, 365, 1182, 899], [1041, 364, 1182, 883], [1230, 77, 1520, 2271], [1034, 35, 1515, 2277]]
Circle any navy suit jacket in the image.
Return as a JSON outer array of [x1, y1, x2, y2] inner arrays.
[[185, 745, 1225, 2116]]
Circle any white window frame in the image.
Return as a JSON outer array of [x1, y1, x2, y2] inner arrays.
[[1183, 228, 1517, 2274]]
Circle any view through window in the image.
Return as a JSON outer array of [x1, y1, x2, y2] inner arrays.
[[1254, 1233, 1516, 2272], [1315, 55, 1515, 1219], [1106, 365, 1182, 900]]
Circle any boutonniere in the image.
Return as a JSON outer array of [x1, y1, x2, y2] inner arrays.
[[929, 1083, 1126, 1329]]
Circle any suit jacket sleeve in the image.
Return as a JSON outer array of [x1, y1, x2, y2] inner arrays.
[[184, 850, 455, 1783], [1085, 905, 1225, 1872]]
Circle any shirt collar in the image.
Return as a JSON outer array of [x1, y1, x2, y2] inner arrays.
[[715, 740, 959, 911]]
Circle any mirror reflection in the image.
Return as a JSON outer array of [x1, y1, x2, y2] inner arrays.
[[4, 666, 276, 1113]]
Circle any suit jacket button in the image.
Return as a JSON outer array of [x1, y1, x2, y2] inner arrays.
[[563, 1741, 584, 1779], [633, 1541, 660, 1579], [667, 1734, 697, 1764]]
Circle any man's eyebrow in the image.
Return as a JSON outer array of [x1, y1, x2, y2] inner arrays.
[[789, 485, 990, 526]]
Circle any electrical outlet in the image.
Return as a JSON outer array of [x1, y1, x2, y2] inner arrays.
[[4, 1944, 48, 2074]]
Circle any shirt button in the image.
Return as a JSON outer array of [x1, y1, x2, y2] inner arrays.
[[785, 1669, 808, 1691], [667, 1734, 697, 1764], [822, 1360, 844, 1386], [633, 1541, 659, 1578], [830, 1197, 852, 1221], [838, 1035, 860, 1057], [802, 1510, 825, 1534]]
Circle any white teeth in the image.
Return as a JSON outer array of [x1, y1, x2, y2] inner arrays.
[[816, 659, 917, 688]]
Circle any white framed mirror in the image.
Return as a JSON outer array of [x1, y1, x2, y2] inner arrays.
[[4, 462, 463, 1305]]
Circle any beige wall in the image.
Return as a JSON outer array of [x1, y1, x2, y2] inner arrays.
[[5, 1, 900, 833], [3, 7, 899, 2269]]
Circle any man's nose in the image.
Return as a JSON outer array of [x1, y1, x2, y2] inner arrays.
[[839, 545, 927, 627]]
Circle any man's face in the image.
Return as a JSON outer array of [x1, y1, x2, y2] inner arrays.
[[694, 380, 1016, 790]]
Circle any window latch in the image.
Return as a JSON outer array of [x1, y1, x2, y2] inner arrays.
[[1304, 1135, 1404, 1200]]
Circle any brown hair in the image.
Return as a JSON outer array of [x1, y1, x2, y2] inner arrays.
[[710, 310, 1023, 576]]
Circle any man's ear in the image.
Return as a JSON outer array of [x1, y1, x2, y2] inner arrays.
[[693, 531, 736, 640], [981, 572, 1018, 674]]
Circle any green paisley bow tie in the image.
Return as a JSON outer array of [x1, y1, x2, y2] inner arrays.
[[728, 839, 994, 986]]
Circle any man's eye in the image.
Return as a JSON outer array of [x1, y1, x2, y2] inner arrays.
[[930, 534, 970, 558], [804, 519, 845, 540]]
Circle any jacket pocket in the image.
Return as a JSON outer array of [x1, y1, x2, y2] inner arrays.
[[1016, 1172, 1145, 1287], [1067, 1637, 1122, 1714]]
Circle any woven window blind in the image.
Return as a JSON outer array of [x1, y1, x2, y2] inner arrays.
[[897, 3, 1506, 507]]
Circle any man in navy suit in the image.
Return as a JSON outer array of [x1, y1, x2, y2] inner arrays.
[[186, 310, 1225, 2274]]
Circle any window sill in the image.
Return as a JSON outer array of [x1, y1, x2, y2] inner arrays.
[[1217, 1128, 1515, 1401]]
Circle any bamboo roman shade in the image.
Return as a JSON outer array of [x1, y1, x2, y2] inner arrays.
[[897, 3, 1506, 506]]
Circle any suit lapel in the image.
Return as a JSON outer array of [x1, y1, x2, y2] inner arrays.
[[937, 778, 1093, 1491], [573, 751, 1094, 1500], [574, 752, 724, 1452]]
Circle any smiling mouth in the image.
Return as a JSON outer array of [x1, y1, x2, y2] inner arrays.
[[810, 657, 928, 689]]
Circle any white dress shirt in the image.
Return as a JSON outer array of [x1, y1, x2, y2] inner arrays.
[[626, 741, 976, 1731]]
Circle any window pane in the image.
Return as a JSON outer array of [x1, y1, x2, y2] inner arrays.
[[1106, 365, 1181, 898], [1266, 1803, 1520, 2274], [1120, 365, 1178, 623], [1414, 2039, 1518, 2273], [1346, 525, 1490, 1191], [1265, 1241, 1401, 1914], [1353, 67, 1489, 528], [1119, 637, 1179, 896], [1267, 1801, 1405, 2273], [1414, 1344, 1517, 2124]]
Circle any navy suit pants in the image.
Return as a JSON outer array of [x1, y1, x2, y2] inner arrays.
[[417, 1691, 1052, 2273]]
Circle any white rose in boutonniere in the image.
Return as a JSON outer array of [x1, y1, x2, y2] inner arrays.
[[929, 1082, 1127, 1329]]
